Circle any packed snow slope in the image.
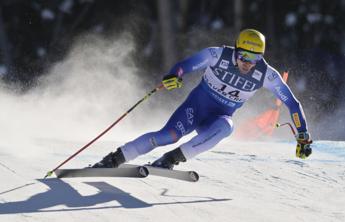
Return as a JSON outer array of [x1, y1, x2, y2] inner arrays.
[[0, 139, 344, 222]]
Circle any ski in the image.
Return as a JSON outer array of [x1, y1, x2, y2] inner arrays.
[[54, 165, 148, 178], [55, 164, 199, 182], [123, 164, 199, 182]]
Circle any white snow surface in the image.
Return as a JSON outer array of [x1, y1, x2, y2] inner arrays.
[[0, 139, 344, 222]]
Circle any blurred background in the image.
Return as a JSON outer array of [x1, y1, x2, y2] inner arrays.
[[0, 0, 344, 141]]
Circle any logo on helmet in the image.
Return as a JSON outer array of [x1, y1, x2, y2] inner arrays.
[[243, 40, 262, 47]]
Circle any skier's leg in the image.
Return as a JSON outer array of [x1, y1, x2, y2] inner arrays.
[[119, 129, 181, 162], [92, 124, 186, 168], [179, 115, 234, 159], [151, 116, 233, 169], [120, 104, 198, 161], [92, 126, 185, 168], [92, 92, 199, 168]]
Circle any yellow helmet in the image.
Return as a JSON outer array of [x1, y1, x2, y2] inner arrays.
[[236, 29, 265, 54]]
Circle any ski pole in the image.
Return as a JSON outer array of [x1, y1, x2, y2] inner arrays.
[[44, 84, 164, 178], [275, 122, 296, 136]]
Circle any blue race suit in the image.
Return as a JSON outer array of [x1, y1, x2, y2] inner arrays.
[[121, 46, 308, 161]]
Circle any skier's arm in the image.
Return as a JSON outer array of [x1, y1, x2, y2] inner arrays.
[[264, 67, 312, 159], [167, 47, 221, 77], [263, 67, 308, 133], [162, 47, 222, 90]]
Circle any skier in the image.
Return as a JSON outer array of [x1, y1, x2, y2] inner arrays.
[[92, 29, 312, 169]]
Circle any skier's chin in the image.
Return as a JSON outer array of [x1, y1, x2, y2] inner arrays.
[[239, 67, 252, 74]]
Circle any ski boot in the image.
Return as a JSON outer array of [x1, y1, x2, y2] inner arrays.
[[151, 147, 186, 169], [92, 148, 125, 168]]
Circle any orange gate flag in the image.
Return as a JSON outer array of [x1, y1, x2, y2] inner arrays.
[[234, 71, 289, 140]]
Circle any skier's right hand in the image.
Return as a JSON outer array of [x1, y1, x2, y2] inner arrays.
[[295, 132, 312, 159], [162, 74, 183, 91]]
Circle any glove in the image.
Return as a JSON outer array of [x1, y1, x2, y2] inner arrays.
[[162, 74, 183, 91], [295, 132, 313, 159]]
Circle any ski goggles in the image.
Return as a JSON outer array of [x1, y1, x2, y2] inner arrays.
[[237, 50, 263, 64]]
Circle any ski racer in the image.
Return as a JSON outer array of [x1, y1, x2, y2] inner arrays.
[[92, 29, 313, 169]]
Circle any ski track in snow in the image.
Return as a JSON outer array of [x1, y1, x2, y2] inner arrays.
[[0, 140, 344, 222]]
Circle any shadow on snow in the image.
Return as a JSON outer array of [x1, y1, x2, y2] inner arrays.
[[0, 178, 230, 214]]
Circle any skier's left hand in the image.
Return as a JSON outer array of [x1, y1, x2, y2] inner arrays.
[[295, 132, 312, 159]]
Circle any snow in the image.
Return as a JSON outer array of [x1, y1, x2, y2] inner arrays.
[[0, 139, 344, 222]]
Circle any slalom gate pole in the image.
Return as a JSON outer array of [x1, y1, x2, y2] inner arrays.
[[44, 84, 164, 178]]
